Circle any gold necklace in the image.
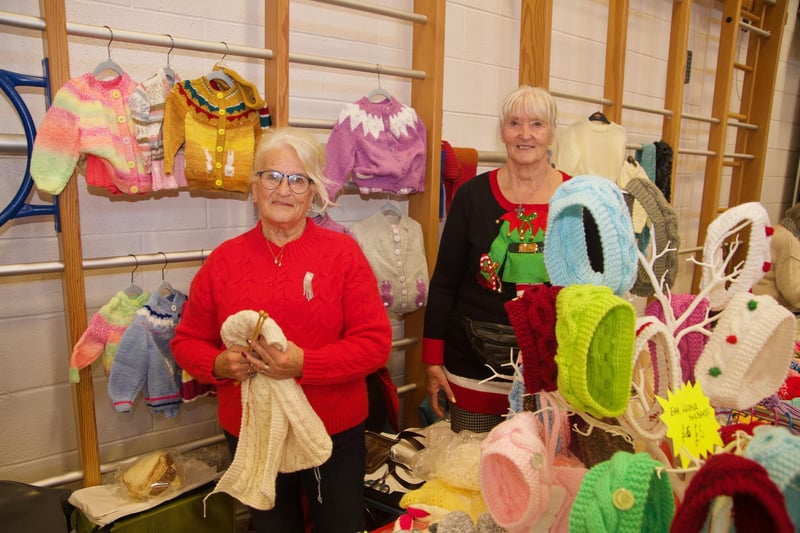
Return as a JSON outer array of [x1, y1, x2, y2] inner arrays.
[[266, 241, 286, 266]]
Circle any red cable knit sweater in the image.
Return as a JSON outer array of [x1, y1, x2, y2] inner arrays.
[[171, 220, 392, 436]]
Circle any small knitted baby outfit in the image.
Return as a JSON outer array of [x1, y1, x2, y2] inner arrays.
[[129, 67, 186, 191], [323, 95, 428, 199], [351, 210, 429, 317], [163, 65, 271, 193], [107, 285, 187, 417], [210, 310, 332, 510], [70, 288, 150, 383], [31, 72, 152, 195]]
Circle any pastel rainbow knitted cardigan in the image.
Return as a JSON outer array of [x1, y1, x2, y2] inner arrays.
[[162, 66, 271, 193], [31, 72, 151, 195]]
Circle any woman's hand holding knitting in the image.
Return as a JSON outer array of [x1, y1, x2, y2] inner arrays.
[[248, 336, 304, 380], [213, 345, 258, 382]]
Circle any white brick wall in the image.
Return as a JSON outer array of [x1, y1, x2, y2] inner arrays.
[[0, 0, 798, 484]]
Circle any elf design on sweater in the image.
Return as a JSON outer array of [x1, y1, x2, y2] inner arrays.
[[163, 66, 271, 193], [324, 96, 427, 199], [108, 286, 188, 417], [31, 72, 152, 196]]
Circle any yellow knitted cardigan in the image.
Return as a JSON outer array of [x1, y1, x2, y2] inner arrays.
[[163, 66, 270, 193]]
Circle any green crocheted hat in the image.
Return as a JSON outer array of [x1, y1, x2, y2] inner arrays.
[[555, 284, 636, 418], [569, 451, 675, 533]]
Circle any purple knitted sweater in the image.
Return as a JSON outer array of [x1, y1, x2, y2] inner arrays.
[[324, 96, 427, 199]]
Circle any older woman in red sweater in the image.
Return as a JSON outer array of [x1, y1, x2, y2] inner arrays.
[[172, 127, 392, 533]]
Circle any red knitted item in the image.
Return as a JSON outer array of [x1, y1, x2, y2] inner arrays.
[[645, 294, 710, 383], [504, 285, 563, 393], [671, 453, 793, 533]]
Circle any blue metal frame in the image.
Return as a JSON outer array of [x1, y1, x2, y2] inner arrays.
[[0, 58, 60, 231]]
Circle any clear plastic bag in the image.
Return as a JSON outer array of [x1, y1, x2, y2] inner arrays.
[[115, 448, 184, 501]]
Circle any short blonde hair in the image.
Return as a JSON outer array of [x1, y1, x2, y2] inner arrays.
[[253, 127, 335, 211], [499, 85, 558, 131]]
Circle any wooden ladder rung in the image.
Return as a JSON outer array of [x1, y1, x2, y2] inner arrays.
[[728, 111, 747, 121], [734, 61, 754, 73]]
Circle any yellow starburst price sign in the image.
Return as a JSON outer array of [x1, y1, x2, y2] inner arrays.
[[656, 381, 723, 468]]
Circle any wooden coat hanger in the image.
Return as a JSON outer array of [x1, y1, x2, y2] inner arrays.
[[92, 25, 124, 80], [206, 41, 235, 90]]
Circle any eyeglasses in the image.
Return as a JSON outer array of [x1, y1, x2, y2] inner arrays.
[[255, 170, 314, 194]]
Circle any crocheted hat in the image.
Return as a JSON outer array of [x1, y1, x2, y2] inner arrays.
[[623, 177, 680, 297], [554, 284, 636, 418], [742, 425, 800, 529], [212, 310, 332, 510], [544, 175, 637, 296], [620, 318, 681, 442], [480, 410, 587, 533], [670, 452, 793, 533], [699, 201, 773, 311], [695, 293, 796, 410], [569, 451, 674, 533], [504, 285, 563, 394], [645, 294, 710, 383], [479, 412, 552, 530]]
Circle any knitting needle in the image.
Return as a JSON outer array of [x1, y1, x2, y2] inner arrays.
[[236, 310, 269, 387]]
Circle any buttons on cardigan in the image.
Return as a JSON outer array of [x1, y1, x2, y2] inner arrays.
[[216, 92, 224, 99], [127, 161, 135, 169], [111, 89, 121, 99], [218, 128, 225, 135], [215, 179, 223, 187], [216, 145, 223, 153], [117, 115, 126, 124], [612, 488, 635, 510], [129, 185, 138, 194]]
